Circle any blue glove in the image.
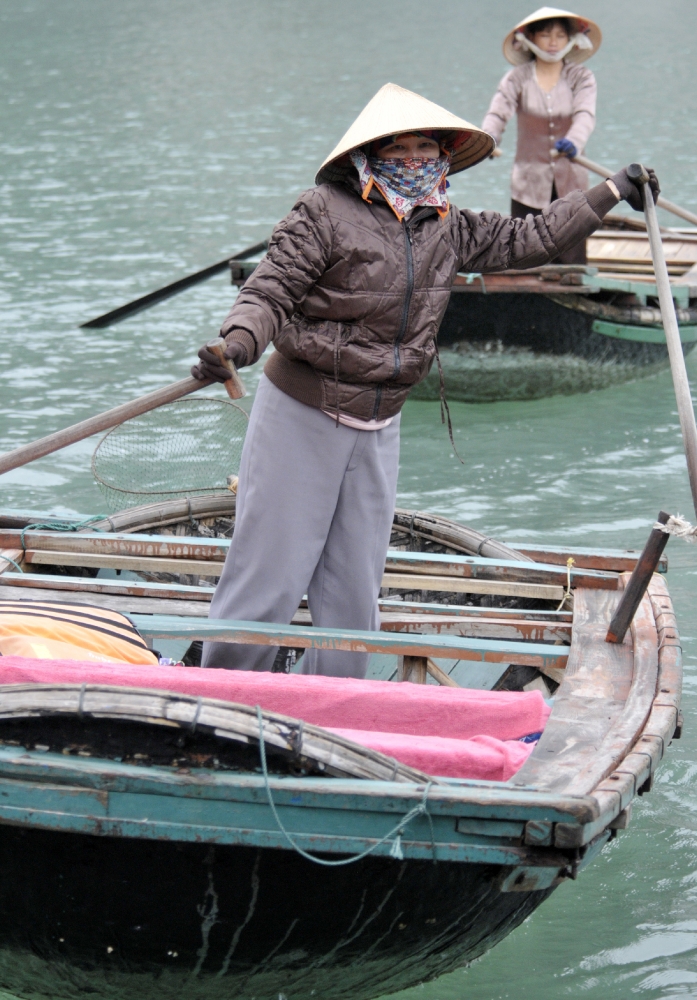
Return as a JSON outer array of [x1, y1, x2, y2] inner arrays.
[[554, 138, 577, 158]]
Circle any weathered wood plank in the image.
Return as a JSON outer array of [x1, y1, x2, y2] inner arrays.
[[0, 573, 574, 629], [512, 588, 634, 792], [130, 614, 570, 670], [385, 551, 618, 590], [0, 572, 215, 600], [560, 581, 659, 796], [554, 574, 678, 848], [24, 550, 224, 577], [0, 585, 213, 619], [21, 553, 566, 598], [509, 543, 667, 574], [0, 585, 572, 646], [0, 550, 23, 575], [426, 658, 461, 688], [606, 515, 670, 643], [379, 613, 570, 643], [382, 572, 564, 600], [0, 530, 228, 561], [398, 655, 428, 683], [4, 530, 618, 588], [380, 599, 572, 622]]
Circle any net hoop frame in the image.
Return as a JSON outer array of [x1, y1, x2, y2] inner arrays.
[[91, 396, 248, 500]]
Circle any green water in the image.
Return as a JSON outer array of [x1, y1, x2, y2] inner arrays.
[[1, 1, 697, 996]]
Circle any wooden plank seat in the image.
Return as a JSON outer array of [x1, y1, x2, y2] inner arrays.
[[129, 615, 570, 673]]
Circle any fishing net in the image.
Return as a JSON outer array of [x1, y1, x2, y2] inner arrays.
[[92, 397, 248, 511]]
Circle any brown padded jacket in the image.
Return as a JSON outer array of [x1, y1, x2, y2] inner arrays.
[[222, 176, 618, 420]]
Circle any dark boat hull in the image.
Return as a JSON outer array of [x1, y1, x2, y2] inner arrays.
[[0, 827, 548, 1000], [412, 292, 694, 402]]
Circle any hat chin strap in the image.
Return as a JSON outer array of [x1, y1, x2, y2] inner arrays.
[[514, 30, 593, 63]]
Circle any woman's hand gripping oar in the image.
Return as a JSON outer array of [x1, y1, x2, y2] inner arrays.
[[0, 339, 245, 477], [628, 162, 697, 518]]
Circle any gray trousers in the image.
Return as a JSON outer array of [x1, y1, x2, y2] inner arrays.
[[201, 375, 400, 677]]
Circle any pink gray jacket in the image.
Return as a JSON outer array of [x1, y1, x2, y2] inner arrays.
[[482, 62, 597, 209]]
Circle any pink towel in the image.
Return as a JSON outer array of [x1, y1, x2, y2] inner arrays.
[[327, 728, 535, 781], [0, 657, 550, 780]]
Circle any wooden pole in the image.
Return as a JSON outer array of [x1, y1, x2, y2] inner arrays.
[[606, 512, 671, 644], [0, 369, 245, 477], [80, 239, 268, 329], [553, 151, 697, 228], [627, 162, 697, 517]]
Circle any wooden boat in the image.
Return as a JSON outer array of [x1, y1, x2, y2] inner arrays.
[[231, 216, 697, 402], [0, 497, 682, 1000]]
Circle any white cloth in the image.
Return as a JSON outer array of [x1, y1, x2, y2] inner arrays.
[[321, 410, 394, 431]]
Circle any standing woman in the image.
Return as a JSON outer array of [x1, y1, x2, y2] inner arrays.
[[482, 7, 602, 264], [192, 83, 653, 677]]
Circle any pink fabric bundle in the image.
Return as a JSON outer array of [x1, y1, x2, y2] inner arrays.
[[0, 657, 550, 781]]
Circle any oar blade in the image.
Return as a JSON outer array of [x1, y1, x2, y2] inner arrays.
[[80, 239, 268, 329]]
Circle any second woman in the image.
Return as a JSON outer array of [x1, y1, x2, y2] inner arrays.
[[482, 6, 602, 264]]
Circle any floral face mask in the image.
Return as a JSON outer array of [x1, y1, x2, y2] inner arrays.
[[349, 149, 451, 221]]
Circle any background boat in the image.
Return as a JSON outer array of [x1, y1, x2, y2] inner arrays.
[[231, 216, 697, 403]]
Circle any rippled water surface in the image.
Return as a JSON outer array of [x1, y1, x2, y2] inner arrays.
[[1, 1, 697, 997]]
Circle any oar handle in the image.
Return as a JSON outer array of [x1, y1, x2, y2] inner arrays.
[[0, 376, 211, 477], [206, 339, 247, 400], [631, 160, 697, 518]]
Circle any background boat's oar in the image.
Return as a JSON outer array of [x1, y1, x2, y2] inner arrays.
[[80, 239, 268, 329], [629, 162, 697, 517], [552, 151, 697, 228], [0, 341, 245, 477]]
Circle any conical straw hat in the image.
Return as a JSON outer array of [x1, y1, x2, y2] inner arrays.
[[316, 83, 495, 185], [503, 7, 601, 65]]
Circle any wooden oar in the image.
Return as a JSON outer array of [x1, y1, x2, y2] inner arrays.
[[568, 152, 697, 228], [80, 239, 268, 329], [628, 162, 697, 517], [0, 342, 245, 477]]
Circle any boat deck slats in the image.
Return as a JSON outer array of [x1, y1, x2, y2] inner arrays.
[[130, 614, 570, 670], [0, 582, 570, 642], [0, 573, 573, 620], [1, 530, 619, 592]]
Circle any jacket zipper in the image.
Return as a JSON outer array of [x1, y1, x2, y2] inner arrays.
[[371, 219, 417, 421], [394, 222, 414, 378]]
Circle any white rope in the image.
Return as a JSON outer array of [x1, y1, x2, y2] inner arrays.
[[654, 514, 697, 543], [513, 31, 593, 63]]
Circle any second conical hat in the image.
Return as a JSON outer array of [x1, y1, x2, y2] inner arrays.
[[316, 83, 495, 185], [503, 7, 602, 65]]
